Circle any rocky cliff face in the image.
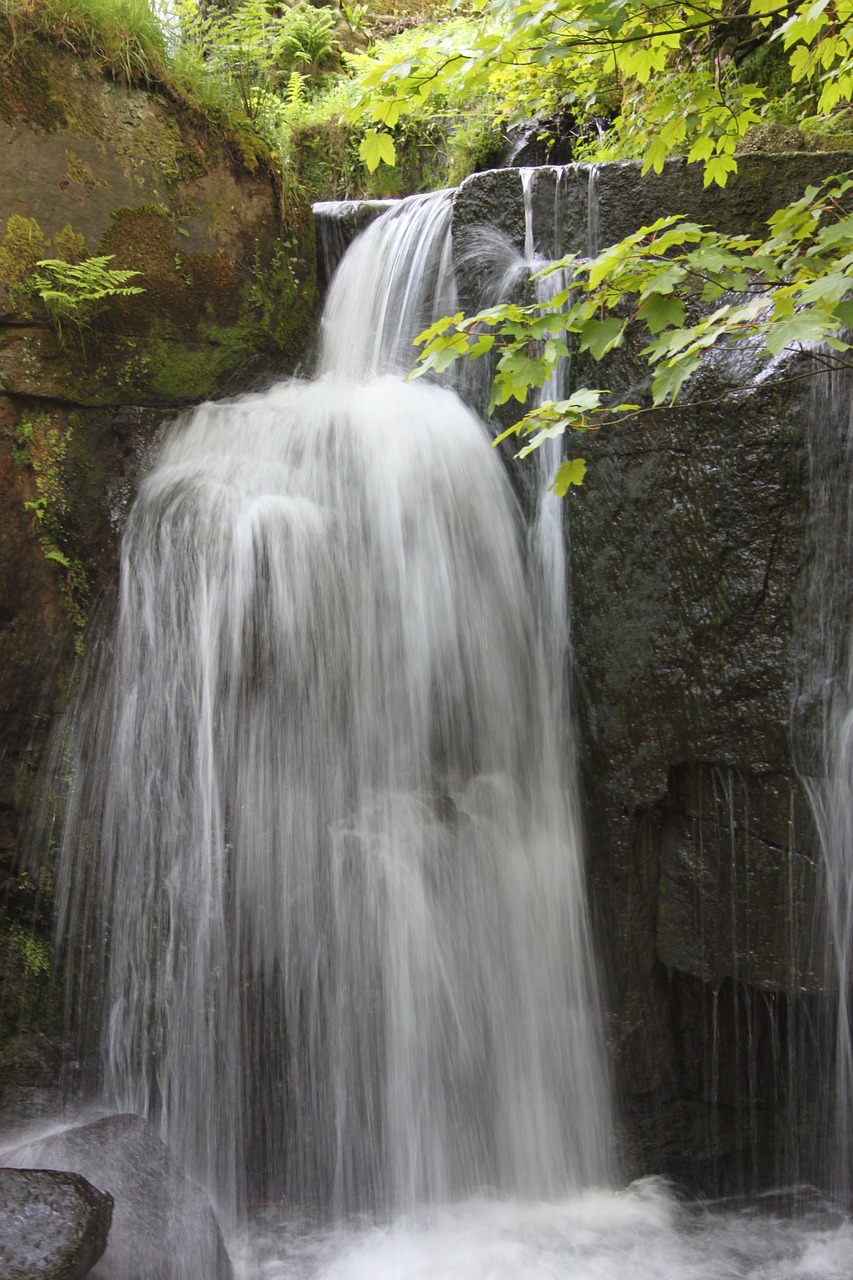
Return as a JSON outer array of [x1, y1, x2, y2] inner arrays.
[[0, 30, 317, 1066], [448, 154, 853, 1194]]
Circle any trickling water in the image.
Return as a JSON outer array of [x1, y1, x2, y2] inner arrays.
[[586, 164, 601, 258], [800, 366, 853, 1202], [55, 191, 611, 1224], [520, 167, 572, 706]]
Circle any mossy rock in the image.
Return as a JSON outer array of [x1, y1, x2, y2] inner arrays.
[[738, 123, 853, 154], [0, 31, 318, 408]]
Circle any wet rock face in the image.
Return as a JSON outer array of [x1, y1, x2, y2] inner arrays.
[[449, 156, 851, 1193], [0, 1166, 113, 1280], [5, 1114, 232, 1280], [568, 357, 821, 1192], [453, 153, 853, 256]]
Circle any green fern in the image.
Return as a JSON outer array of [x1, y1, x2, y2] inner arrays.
[[27, 255, 144, 344], [287, 70, 306, 108]]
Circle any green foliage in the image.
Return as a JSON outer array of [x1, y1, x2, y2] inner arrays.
[[602, 66, 765, 187], [345, 14, 487, 173], [280, 2, 337, 74], [340, 0, 853, 489], [24, 256, 144, 345], [412, 173, 853, 485], [169, 0, 339, 132], [342, 2, 371, 37], [360, 126, 397, 171], [0, 0, 167, 84], [347, 0, 853, 186], [14, 413, 69, 526]]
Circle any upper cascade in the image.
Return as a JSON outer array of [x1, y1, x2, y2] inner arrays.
[[318, 190, 457, 380]]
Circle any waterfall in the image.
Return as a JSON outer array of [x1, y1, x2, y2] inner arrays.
[[800, 366, 853, 1202], [55, 191, 613, 1220], [16, 174, 853, 1280], [521, 167, 573, 709]]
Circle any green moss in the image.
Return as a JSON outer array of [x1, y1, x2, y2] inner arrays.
[[0, 27, 69, 130], [81, 200, 318, 403], [737, 122, 853, 154], [0, 216, 48, 286], [138, 243, 318, 402], [53, 224, 87, 264], [13, 411, 90, 647], [227, 118, 274, 174], [0, 868, 59, 1047]]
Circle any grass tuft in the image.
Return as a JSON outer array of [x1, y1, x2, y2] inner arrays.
[[0, 0, 167, 85]]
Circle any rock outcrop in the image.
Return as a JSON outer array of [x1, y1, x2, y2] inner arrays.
[[5, 1114, 232, 1280], [0, 27, 318, 1057], [0, 1166, 112, 1280], [447, 155, 853, 1193]]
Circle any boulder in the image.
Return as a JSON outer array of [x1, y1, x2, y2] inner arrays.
[[6, 1114, 232, 1280], [0, 1166, 112, 1280]]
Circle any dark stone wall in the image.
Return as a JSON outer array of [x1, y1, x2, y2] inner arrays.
[[448, 155, 852, 1193], [569, 358, 822, 1192]]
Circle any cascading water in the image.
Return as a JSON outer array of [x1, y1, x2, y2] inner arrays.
[[799, 366, 853, 1203], [54, 191, 612, 1226], [30, 182, 853, 1279]]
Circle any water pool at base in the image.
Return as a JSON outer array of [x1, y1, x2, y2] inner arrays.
[[228, 1186, 853, 1280]]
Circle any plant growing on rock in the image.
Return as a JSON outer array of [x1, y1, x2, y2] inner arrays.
[[13, 412, 91, 645], [24, 256, 144, 346]]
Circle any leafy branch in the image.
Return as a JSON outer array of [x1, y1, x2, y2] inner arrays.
[[411, 173, 853, 493], [347, 0, 853, 186]]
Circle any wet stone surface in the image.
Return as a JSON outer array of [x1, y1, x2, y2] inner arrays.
[[0, 1166, 112, 1280]]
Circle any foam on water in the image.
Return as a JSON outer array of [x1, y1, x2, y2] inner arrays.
[[227, 1186, 853, 1280]]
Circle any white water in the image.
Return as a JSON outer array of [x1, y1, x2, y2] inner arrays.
[[800, 367, 853, 1202], [521, 166, 573, 707], [226, 1188, 853, 1280], [55, 192, 610, 1228], [43, 189, 853, 1278]]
